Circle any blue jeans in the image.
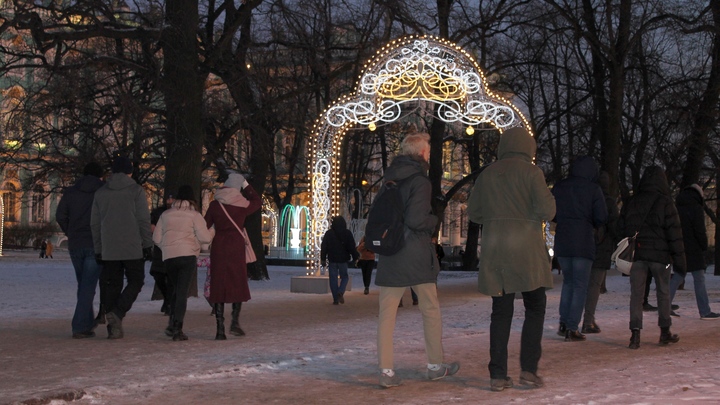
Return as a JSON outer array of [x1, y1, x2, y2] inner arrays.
[[558, 257, 593, 331], [70, 248, 102, 333], [327, 262, 349, 303], [670, 269, 712, 317]]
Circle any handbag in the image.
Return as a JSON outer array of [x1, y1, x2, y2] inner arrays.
[[218, 203, 257, 264], [611, 196, 658, 275], [611, 233, 637, 275]]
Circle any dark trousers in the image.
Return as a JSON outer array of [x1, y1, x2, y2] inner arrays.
[[630, 261, 671, 330], [358, 260, 374, 288], [489, 287, 546, 379], [583, 268, 607, 326], [165, 256, 196, 323], [100, 259, 145, 319]]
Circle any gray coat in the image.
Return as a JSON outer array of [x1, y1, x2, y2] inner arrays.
[[91, 173, 153, 260], [374, 155, 439, 287], [467, 127, 556, 296]]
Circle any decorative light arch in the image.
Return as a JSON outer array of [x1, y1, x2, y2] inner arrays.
[[307, 35, 533, 274]]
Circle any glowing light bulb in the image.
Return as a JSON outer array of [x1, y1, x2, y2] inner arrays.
[[368, 122, 376, 131], [466, 126, 475, 135]]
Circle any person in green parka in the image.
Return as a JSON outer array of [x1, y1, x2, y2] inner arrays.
[[468, 126, 556, 392]]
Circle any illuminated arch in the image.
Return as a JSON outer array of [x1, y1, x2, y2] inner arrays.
[[307, 35, 533, 273]]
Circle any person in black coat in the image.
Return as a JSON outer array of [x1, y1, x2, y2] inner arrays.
[[619, 166, 686, 349], [668, 184, 719, 319], [56, 162, 105, 338], [320, 216, 359, 305]]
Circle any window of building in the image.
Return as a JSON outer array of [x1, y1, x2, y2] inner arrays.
[[2, 183, 18, 222], [31, 187, 46, 223]]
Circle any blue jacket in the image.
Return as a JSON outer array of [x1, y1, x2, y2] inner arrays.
[[552, 156, 608, 260]]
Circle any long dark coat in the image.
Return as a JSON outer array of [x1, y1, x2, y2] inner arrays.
[[467, 127, 556, 296], [204, 185, 261, 304]]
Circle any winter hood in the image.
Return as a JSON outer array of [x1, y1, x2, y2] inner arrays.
[[569, 155, 600, 182], [106, 173, 138, 190], [330, 216, 348, 233], [638, 166, 671, 196], [498, 127, 536, 163], [383, 154, 427, 182]]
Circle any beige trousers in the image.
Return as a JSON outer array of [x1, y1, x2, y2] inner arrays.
[[377, 282, 444, 369]]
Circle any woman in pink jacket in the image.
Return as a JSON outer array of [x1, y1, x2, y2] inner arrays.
[[153, 185, 214, 341]]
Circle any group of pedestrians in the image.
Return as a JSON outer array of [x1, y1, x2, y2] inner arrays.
[[57, 156, 260, 341], [54, 130, 716, 393]]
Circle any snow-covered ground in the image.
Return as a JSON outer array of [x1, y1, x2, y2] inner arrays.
[[1, 249, 720, 405]]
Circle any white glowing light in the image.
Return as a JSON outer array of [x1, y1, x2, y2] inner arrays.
[[307, 36, 533, 274]]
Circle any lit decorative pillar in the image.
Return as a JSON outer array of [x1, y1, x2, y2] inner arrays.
[[0, 195, 4, 256]]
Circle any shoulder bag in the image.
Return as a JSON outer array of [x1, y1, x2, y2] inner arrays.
[[218, 203, 257, 264]]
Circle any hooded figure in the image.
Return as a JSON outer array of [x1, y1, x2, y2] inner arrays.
[[468, 127, 556, 296], [619, 165, 685, 349], [320, 216, 359, 305], [467, 126, 556, 390], [551, 155, 608, 341]]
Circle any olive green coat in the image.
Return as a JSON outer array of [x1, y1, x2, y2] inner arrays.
[[467, 127, 556, 296]]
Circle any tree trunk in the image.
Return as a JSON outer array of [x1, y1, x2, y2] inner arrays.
[[161, 0, 204, 200]]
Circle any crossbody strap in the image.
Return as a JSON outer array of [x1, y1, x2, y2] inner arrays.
[[218, 202, 251, 242]]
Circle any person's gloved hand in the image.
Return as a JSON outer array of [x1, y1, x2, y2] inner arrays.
[[143, 247, 153, 261], [235, 173, 248, 188], [95, 254, 103, 265]]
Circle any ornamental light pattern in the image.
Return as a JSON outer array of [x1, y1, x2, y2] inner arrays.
[[307, 35, 532, 275]]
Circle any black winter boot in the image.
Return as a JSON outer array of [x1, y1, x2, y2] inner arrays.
[[165, 314, 175, 337], [230, 303, 245, 336], [557, 322, 567, 337], [659, 327, 679, 345], [172, 320, 188, 341], [628, 329, 640, 349], [214, 303, 226, 340]]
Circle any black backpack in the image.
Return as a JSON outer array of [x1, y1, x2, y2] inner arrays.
[[364, 173, 421, 255]]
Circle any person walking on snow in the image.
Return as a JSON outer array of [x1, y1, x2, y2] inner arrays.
[[91, 156, 153, 339]]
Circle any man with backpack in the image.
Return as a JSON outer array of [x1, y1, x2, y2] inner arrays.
[[370, 132, 459, 388]]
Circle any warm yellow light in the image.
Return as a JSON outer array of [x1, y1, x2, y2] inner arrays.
[[361, 179, 368, 186], [466, 126, 475, 135], [368, 122, 376, 131]]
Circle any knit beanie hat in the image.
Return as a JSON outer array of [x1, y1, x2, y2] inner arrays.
[[224, 173, 246, 190], [111, 156, 133, 174]]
